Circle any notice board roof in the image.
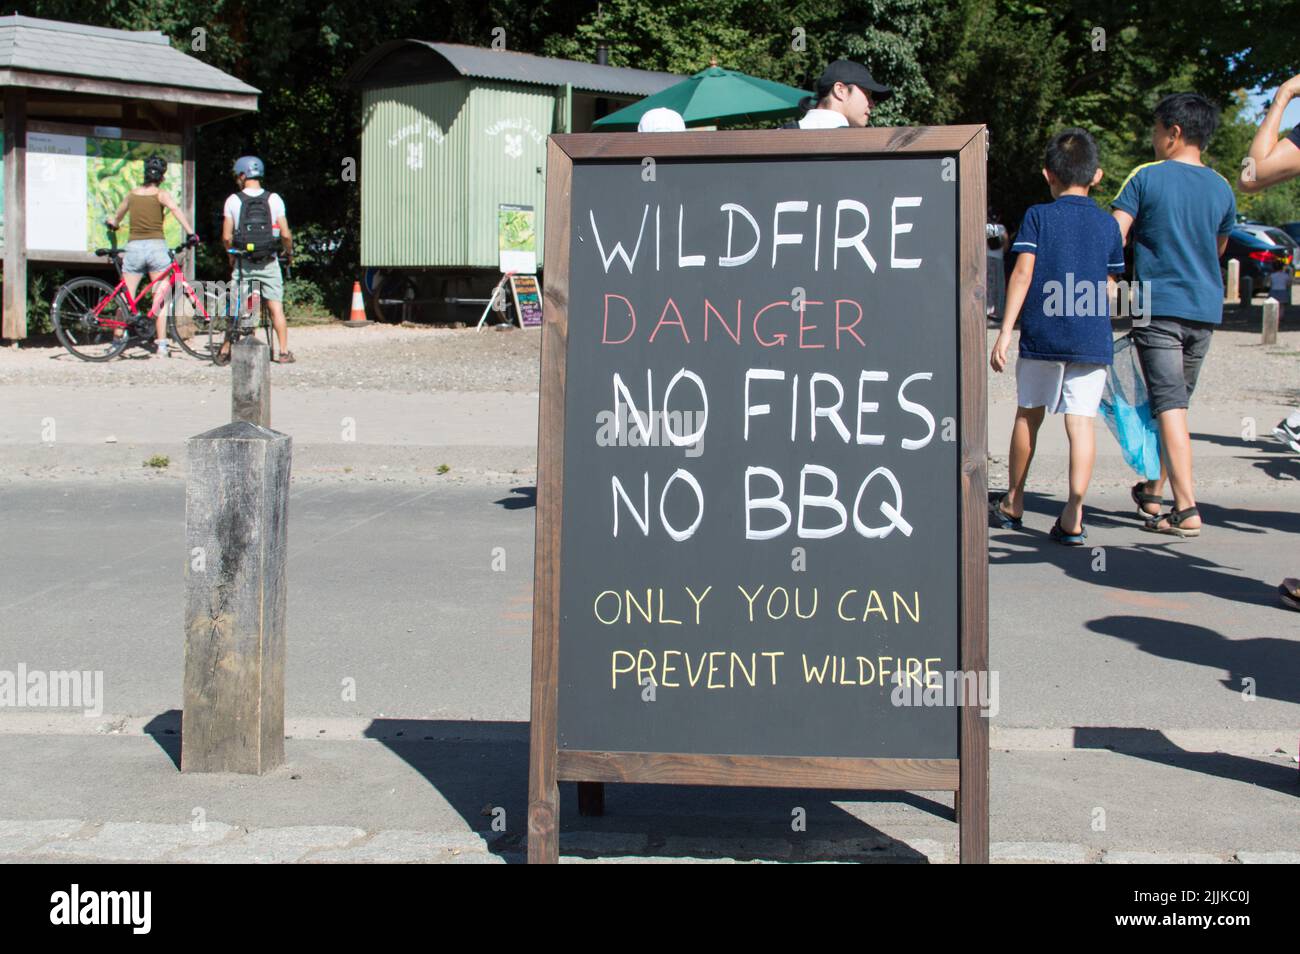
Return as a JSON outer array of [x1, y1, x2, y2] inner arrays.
[[346, 40, 683, 97], [0, 14, 259, 118]]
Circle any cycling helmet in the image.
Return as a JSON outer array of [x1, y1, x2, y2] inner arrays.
[[143, 154, 167, 184], [232, 155, 264, 179]]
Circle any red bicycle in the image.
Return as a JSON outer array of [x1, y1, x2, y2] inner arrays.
[[51, 234, 214, 362]]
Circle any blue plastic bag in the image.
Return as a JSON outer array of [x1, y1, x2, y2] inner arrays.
[[1099, 334, 1162, 480]]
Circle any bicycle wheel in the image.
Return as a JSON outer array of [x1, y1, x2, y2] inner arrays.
[[52, 277, 131, 361], [168, 280, 215, 360]]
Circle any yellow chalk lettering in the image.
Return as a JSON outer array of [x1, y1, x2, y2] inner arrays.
[[685, 651, 708, 687], [737, 584, 764, 622], [904, 656, 923, 687], [685, 585, 712, 625], [707, 651, 726, 688], [636, 648, 656, 686], [803, 654, 831, 684], [766, 585, 790, 620], [876, 656, 894, 687], [837, 589, 857, 621], [657, 588, 682, 625], [595, 590, 622, 625], [612, 650, 635, 688], [794, 587, 818, 619], [893, 590, 920, 624], [730, 652, 756, 687], [661, 649, 681, 687], [761, 651, 783, 684], [862, 589, 888, 621], [924, 657, 942, 687], [857, 656, 876, 685], [626, 589, 653, 624]]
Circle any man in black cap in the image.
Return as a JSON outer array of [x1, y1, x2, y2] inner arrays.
[[789, 59, 892, 129]]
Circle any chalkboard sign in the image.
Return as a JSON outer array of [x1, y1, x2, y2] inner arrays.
[[529, 128, 989, 864], [509, 274, 543, 328]]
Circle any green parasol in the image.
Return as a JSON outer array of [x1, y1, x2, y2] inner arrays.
[[591, 62, 810, 130]]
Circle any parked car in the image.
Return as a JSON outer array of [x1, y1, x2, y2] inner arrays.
[[1239, 223, 1298, 253], [1280, 222, 1300, 245], [1221, 226, 1292, 300]]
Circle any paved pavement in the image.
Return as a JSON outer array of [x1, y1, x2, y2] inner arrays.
[[0, 477, 1296, 862], [1, 335, 1298, 862]]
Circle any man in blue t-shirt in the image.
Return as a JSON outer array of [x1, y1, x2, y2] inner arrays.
[[1111, 93, 1236, 538], [990, 128, 1125, 544]]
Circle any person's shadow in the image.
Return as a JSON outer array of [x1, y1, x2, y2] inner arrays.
[[1086, 615, 1300, 707]]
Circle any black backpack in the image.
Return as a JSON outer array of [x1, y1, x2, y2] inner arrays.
[[234, 192, 277, 263]]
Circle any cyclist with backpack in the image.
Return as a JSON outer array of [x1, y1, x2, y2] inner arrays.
[[221, 155, 294, 363], [104, 154, 197, 358]]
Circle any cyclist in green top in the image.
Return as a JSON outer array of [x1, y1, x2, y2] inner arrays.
[[104, 154, 196, 358]]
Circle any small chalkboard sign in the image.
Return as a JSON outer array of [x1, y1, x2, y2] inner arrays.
[[529, 127, 989, 864], [509, 274, 543, 328]]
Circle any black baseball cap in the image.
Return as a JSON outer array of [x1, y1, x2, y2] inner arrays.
[[817, 60, 893, 101]]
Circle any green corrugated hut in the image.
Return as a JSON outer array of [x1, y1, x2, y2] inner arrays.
[[345, 42, 682, 321]]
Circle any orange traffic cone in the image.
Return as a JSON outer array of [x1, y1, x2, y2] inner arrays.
[[344, 281, 372, 325]]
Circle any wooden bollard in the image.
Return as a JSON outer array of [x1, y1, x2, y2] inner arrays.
[[182, 421, 291, 774], [1224, 259, 1240, 304], [231, 337, 271, 427], [1262, 298, 1280, 345]]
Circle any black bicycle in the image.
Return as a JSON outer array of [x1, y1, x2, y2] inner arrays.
[[210, 248, 278, 365]]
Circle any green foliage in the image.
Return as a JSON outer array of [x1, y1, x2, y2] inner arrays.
[[13, 0, 1300, 292], [24, 267, 67, 336]]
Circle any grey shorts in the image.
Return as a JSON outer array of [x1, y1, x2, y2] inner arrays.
[[1130, 317, 1214, 416], [122, 239, 170, 275], [232, 257, 283, 302]]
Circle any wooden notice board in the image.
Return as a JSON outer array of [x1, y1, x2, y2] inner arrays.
[[529, 127, 989, 863]]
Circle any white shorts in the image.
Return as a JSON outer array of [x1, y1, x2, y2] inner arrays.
[[1016, 358, 1107, 417]]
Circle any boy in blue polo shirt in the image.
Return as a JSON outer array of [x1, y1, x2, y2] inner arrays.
[[1111, 93, 1236, 538], [990, 128, 1125, 544]]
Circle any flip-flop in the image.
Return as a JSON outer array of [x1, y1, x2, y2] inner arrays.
[[988, 494, 1022, 530], [1141, 506, 1201, 538], [1279, 578, 1300, 612], [1130, 481, 1162, 519], [275, 351, 296, 364], [1050, 518, 1087, 546]]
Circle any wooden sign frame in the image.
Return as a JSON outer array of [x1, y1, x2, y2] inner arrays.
[[529, 126, 989, 864]]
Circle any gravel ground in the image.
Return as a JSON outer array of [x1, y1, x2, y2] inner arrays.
[[0, 322, 543, 394], [4, 311, 1297, 408]]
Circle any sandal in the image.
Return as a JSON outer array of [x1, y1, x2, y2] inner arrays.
[[989, 494, 1022, 530], [1050, 517, 1087, 546], [1279, 578, 1300, 612], [1141, 506, 1201, 538], [275, 351, 296, 364], [1130, 481, 1162, 519]]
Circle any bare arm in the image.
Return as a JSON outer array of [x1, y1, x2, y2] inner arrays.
[[222, 215, 234, 267], [105, 196, 130, 230], [276, 215, 293, 261], [990, 252, 1035, 372], [157, 190, 195, 236], [1112, 209, 1134, 246], [1241, 74, 1300, 192], [1217, 234, 1229, 257]]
